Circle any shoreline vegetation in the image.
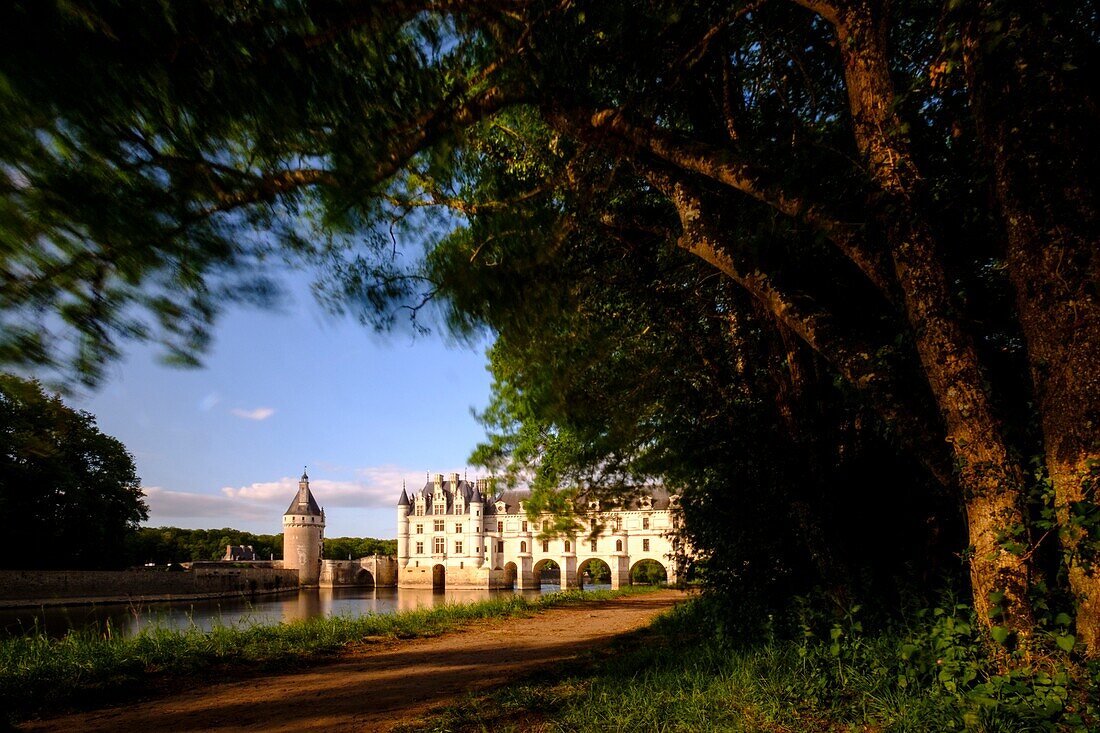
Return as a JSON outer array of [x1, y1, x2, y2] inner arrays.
[[397, 597, 1100, 733], [0, 586, 656, 725]]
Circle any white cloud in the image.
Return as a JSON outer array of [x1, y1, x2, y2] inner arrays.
[[142, 486, 274, 522], [221, 472, 399, 509], [231, 406, 275, 421], [141, 465, 418, 530]]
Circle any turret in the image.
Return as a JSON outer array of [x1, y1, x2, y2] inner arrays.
[[397, 482, 411, 567], [469, 478, 485, 568], [282, 468, 325, 585]]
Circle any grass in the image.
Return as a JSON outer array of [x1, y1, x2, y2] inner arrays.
[[0, 586, 655, 724], [394, 598, 1099, 733]]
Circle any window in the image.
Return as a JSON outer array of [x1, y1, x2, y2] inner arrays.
[[415, 541, 424, 554], [475, 509, 479, 516], [433, 537, 445, 553], [522, 521, 528, 532], [433, 503, 444, 515], [496, 541, 504, 553], [590, 540, 597, 552], [497, 521, 504, 533], [642, 517, 650, 530], [542, 540, 549, 552], [616, 539, 623, 552], [564, 541, 571, 552], [415, 505, 424, 516], [520, 541, 527, 552], [643, 539, 650, 551], [455, 541, 463, 553], [614, 517, 622, 532], [415, 524, 423, 534], [434, 519, 445, 532]]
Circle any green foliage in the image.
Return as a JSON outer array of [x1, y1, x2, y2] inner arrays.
[[323, 536, 397, 560], [0, 374, 147, 569], [0, 0, 1094, 661], [401, 596, 1099, 733], [124, 527, 283, 565], [123, 529, 397, 565], [631, 559, 667, 585], [896, 600, 1097, 730]]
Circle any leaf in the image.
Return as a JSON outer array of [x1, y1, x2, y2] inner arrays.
[[1055, 634, 1075, 652], [990, 626, 1010, 645]]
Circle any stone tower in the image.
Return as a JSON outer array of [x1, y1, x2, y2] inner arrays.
[[283, 468, 325, 585]]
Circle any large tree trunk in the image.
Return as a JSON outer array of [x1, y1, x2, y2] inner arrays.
[[960, 0, 1100, 655], [798, 0, 1035, 635]]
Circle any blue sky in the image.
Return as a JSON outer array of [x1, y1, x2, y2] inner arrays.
[[68, 281, 495, 540]]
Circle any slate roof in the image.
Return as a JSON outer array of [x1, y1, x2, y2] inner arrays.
[[485, 485, 672, 514], [285, 486, 322, 516], [415, 479, 482, 514], [403, 479, 672, 514]]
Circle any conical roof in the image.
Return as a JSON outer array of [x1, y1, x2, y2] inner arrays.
[[284, 484, 322, 516]]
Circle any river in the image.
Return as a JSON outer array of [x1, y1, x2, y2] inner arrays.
[[0, 584, 612, 638]]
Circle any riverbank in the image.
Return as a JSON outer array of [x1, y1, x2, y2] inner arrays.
[[0, 568, 299, 609], [3, 586, 670, 727]]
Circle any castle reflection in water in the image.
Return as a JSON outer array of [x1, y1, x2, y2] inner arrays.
[[0, 585, 592, 639]]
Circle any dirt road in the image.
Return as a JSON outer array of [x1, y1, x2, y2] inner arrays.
[[20, 590, 684, 733]]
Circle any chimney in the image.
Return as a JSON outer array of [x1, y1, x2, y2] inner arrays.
[[434, 473, 444, 490], [449, 471, 460, 487]]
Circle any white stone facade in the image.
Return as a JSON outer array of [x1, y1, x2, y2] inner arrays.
[[397, 472, 678, 590]]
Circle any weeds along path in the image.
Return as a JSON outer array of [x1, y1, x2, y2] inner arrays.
[[20, 589, 685, 733]]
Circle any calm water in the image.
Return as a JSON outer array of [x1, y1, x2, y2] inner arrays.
[[0, 583, 612, 638]]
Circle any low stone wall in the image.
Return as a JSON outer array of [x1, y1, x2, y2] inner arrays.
[[319, 555, 398, 587], [0, 567, 300, 608]]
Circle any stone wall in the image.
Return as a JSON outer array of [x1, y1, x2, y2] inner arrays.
[[319, 555, 398, 587], [0, 566, 300, 607]]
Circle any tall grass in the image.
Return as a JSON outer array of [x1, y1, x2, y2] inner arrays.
[[0, 587, 650, 722], [399, 597, 1098, 733]]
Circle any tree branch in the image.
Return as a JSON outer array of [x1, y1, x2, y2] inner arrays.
[[641, 163, 952, 486], [545, 104, 897, 300]]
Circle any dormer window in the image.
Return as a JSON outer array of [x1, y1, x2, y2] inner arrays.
[[496, 501, 506, 513]]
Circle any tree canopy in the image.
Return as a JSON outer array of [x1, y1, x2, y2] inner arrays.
[[0, 374, 148, 569], [0, 0, 1095, 655]]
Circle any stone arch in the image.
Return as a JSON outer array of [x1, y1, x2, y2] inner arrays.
[[503, 562, 518, 589], [533, 558, 560, 587], [576, 557, 611, 588], [356, 568, 375, 588], [432, 563, 446, 591], [629, 558, 667, 585]]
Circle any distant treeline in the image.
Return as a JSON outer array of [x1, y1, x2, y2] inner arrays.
[[323, 536, 398, 560], [125, 527, 395, 565]]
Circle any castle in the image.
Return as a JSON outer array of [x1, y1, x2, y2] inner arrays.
[[396, 472, 678, 590], [281, 470, 395, 587], [282, 470, 678, 589]]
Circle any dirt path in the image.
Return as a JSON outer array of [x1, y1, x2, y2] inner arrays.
[[20, 590, 685, 733]]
